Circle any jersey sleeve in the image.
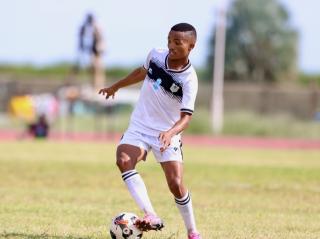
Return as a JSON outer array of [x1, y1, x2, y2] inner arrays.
[[180, 72, 198, 115], [143, 49, 155, 70]]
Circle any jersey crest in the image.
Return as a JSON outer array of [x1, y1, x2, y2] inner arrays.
[[170, 83, 180, 93]]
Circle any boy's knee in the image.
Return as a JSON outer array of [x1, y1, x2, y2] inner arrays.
[[116, 151, 134, 171], [168, 177, 183, 194]]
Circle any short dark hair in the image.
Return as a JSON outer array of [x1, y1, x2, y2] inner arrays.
[[86, 13, 94, 24], [171, 23, 197, 40]]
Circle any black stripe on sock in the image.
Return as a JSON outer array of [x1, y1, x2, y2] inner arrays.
[[175, 193, 190, 205], [122, 170, 136, 178], [122, 172, 138, 181], [175, 192, 190, 203], [175, 196, 190, 205]]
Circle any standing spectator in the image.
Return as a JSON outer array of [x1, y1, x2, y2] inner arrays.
[[79, 13, 106, 90]]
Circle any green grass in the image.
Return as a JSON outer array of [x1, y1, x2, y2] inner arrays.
[[0, 141, 320, 238], [0, 64, 74, 78], [223, 111, 320, 139], [0, 64, 134, 81]]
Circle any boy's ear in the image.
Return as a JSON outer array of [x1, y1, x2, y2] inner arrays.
[[189, 43, 195, 51]]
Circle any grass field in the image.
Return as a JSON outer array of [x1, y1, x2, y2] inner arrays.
[[0, 141, 320, 239]]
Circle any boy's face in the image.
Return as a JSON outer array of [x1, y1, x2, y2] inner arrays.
[[167, 30, 196, 60]]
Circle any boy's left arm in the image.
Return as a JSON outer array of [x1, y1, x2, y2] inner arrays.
[[158, 112, 192, 152]]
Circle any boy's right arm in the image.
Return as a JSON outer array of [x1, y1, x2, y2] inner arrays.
[[98, 66, 147, 99]]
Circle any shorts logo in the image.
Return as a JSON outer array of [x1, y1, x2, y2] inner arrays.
[[148, 68, 152, 74], [153, 78, 162, 90], [170, 83, 180, 93], [174, 147, 178, 151]]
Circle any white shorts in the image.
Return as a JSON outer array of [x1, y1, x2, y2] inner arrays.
[[119, 129, 183, 163]]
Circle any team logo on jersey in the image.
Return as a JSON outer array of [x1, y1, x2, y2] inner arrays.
[[170, 83, 180, 93], [153, 78, 162, 90]]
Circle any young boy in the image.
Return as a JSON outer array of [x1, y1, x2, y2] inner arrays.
[[99, 23, 201, 239]]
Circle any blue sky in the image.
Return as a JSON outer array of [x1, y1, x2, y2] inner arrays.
[[0, 0, 319, 73]]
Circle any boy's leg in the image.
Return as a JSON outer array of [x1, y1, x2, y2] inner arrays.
[[117, 144, 164, 231], [117, 144, 155, 215], [161, 161, 200, 237]]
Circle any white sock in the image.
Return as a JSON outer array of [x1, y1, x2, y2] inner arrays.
[[122, 170, 156, 215], [175, 191, 198, 233]]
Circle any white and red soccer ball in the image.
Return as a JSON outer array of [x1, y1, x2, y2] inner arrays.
[[109, 212, 143, 239]]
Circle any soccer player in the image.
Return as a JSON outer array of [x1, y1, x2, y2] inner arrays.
[[99, 23, 201, 239]]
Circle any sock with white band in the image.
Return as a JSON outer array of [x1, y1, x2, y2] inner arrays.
[[175, 191, 198, 233], [122, 170, 156, 215]]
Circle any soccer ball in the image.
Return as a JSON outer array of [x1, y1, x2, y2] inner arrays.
[[110, 212, 143, 239]]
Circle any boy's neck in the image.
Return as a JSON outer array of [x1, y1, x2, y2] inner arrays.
[[167, 57, 189, 71]]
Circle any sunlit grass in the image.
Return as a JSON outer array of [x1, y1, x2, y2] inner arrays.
[[0, 141, 320, 238], [222, 111, 320, 139]]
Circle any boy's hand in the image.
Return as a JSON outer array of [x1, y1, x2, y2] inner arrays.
[[159, 131, 173, 152], [98, 86, 117, 99]]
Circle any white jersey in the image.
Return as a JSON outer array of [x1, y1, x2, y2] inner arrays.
[[128, 48, 198, 136]]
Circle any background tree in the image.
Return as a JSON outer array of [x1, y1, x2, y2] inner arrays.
[[206, 0, 297, 82]]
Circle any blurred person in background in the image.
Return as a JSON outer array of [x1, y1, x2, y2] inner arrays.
[[78, 13, 106, 90], [9, 94, 55, 140], [27, 114, 50, 139]]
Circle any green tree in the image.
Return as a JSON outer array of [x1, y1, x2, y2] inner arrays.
[[206, 0, 297, 82]]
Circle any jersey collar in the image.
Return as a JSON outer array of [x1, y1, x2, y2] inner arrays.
[[165, 53, 191, 73]]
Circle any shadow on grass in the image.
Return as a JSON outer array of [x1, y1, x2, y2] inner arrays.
[[0, 232, 92, 239]]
